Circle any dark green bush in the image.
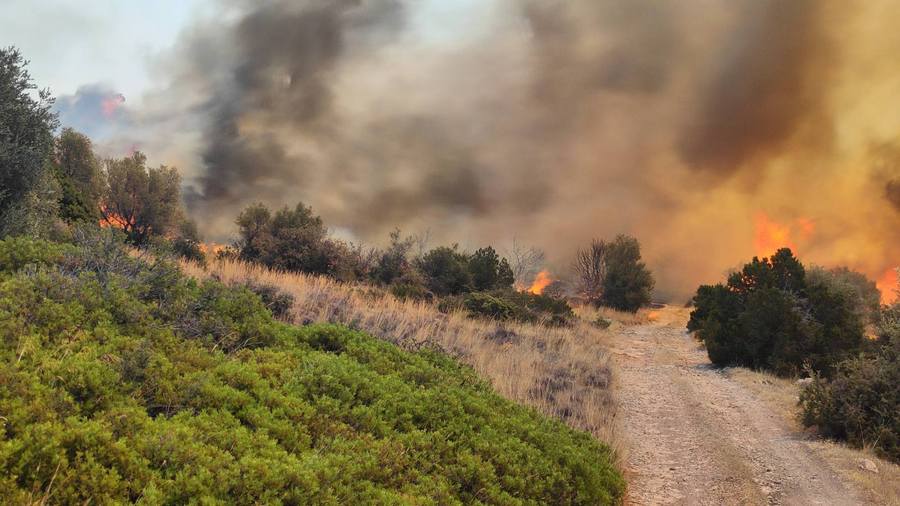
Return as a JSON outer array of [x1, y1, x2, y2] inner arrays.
[[688, 249, 864, 377], [575, 235, 654, 312], [418, 245, 472, 296], [0, 236, 624, 504], [799, 296, 899, 462], [468, 246, 515, 292], [800, 348, 899, 462], [243, 281, 295, 322]]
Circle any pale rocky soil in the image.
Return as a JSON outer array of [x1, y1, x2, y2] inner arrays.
[[609, 306, 897, 506]]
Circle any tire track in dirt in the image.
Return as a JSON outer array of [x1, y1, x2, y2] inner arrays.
[[609, 307, 864, 505]]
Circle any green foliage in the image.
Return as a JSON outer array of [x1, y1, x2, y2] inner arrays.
[[169, 220, 206, 266], [799, 285, 900, 462], [688, 249, 865, 377], [0, 236, 624, 504], [52, 128, 102, 224], [442, 289, 575, 327], [0, 236, 72, 273], [800, 347, 899, 462], [807, 266, 882, 324], [468, 246, 515, 292], [242, 281, 296, 322], [0, 47, 59, 236], [418, 246, 473, 296], [462, 292, 516, 320], [601, 236, 654, 312], [575, 235, 654, 312], [236, 202, 350, 277], [101, 152, 183, 246]]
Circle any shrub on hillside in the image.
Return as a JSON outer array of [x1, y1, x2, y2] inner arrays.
[[468, 246, 515, 291], [442, 289, 575, 326], [575, 235, 654, 312], [0, 236, 624, 504], [688, 249, 865, 377], [418, 245, 473, 296], [235, 202, 348, 277]]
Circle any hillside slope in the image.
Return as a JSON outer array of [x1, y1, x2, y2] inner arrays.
[[0, 236, 624, 504]]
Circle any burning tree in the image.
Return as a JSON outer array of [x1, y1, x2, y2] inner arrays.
[[100, 152, 183, 245]]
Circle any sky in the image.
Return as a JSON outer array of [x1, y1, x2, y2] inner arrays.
[[1, 0, 209, 102]]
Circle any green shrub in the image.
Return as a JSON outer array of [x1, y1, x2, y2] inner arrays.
[[243, 281, 295, 322], [468, 246, 515, 292], [463, 292, 516, 320], [688, 249, 864, 377], [575, 235, 654, 312], [800, 349, 899, 462], [418, 246, 472, 296], [0, 236, 72, 273], [0, 239, 624, 504]]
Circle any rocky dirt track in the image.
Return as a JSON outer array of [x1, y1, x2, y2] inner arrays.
[[609, 307, 868, 506]]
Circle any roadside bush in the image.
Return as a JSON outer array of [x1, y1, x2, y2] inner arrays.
[[800, 290, 900, 462], [800, 348, 899, 462], [688, 249, 864, 377], [0, 236, 624, 504], [575, 235, 654, 312]]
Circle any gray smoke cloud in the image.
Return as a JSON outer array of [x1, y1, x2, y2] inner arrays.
[[112, 0, 900, 300]]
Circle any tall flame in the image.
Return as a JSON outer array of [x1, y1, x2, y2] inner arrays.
[[753, 213, 815, 257], [527, 270, 553, 295], [876, 268, 898, 305], [99, 205, 129, 230]]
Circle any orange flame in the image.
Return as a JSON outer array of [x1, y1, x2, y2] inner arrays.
[[99, 205, 129, 230], [527, 270, 553, 295], [753, 213, 814, 257], [876, 268, 898, 305], [199, 243, 226, 256]]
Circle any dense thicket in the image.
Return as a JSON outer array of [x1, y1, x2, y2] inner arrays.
[[0, 234, 624, 504], [800, 288, 900, 462], [688, 249, 865, 377]]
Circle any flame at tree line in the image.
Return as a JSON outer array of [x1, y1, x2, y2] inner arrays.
[[528, 271, 554, 295]]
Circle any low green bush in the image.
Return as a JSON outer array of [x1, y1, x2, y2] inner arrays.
[[0, 236, 624, 504], [442, 289, 575, 326]]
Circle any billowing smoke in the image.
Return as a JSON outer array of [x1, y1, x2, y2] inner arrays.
[[109, 0, 900, 300]]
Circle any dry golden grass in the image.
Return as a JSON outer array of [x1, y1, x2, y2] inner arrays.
[[181, 258, 623, 460]]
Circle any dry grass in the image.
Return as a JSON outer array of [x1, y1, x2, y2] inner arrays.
[[728, 368, 900, 505], [181, 258, 623, 460]]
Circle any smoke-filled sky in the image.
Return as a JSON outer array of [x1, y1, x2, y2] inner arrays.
[[5, 0, 900, 301]]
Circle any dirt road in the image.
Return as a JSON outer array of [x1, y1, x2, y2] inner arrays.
[[609, 307, 866, 506]]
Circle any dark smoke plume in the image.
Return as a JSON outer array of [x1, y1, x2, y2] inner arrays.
[[111, 0, 900, 300]]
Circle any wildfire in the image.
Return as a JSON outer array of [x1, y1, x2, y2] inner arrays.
[[753, 213, 814, 257], [527, 270, 553, 295], [99, 205, 129, 230], [101, 93, 125, 118], [877, 268, 899, 305], [199, 243, 227, 257]]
